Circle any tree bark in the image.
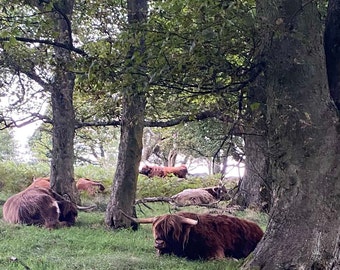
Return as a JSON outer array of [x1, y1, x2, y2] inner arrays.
[[231, 84, 271, 212], [49, 0, 79, 204], [243, 1, 340, 269], [105, 0, 147, 229], [325, 0, 340, 112]]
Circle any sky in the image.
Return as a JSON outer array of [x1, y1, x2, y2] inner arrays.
[[13, 122, 40, 161]]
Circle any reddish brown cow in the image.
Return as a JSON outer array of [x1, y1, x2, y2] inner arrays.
[[2, 187, 78, 229], [140, 164, 188, 178], [76, 178, 105, 196], [127, 212, 263, 260], [27, 177, 50, 189]]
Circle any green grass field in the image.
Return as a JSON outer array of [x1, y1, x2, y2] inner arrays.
[[0, 199, 267, 270], [0, 169, 267, 270]]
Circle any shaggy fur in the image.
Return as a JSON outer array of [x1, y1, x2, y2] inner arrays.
[[76, 178, 105, 196], [3, 187, 78, 229], [171, 186, 229, 206], [151, 212, 264, 260], [140, 164, 188, 178], [171, 189, 216, 206]]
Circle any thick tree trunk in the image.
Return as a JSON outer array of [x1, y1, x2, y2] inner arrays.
[[325, 0, 340, 112], [232, 85, 271, 211], [244, 1, 340, 269], [233, 131, 270, 211], [105, 0, 147, 229], [49, 0, 79, 204]]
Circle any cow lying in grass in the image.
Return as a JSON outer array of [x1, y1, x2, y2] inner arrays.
[[171, 185, 229, 206], [27, 177, 51, 189], [2, 187, 92, 229], [28, 177, 105, 196], [76, 178, 105, 196], [123, 211, 264, 260]]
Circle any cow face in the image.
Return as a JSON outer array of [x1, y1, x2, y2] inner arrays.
[[152, 214, 198, 256], [139, 165, 152, 176], [57, 201, 78, 226]]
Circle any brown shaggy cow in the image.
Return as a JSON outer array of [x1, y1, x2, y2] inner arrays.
[[171, 189, 215, 205], [76, 178, 105, 196], [2, 187, 78, 229], [171, 185, 229, 206], [139, 164, 188, 178], [128, 212, 263, 260]]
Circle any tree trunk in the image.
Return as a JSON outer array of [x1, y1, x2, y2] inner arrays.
[[244, 1, 340, 269], [233, 129, 270, 211], [325, 0, 340, 112], [105, 92, 146, 229], [232, 85, 271, 212], [49, 0, 79, 204], [105, 0, 147, 229]]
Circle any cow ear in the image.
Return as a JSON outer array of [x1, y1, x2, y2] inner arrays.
[[179, 216, 198, 226]]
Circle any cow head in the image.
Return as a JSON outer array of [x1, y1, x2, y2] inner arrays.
[[139, 165, 152, 176], [57, 200, 78, 226], [121, 211, 198, 256], [152, 214, 198, 256]]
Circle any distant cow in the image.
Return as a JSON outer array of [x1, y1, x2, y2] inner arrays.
[[140, 164, 188, 178], [126, 212, 263, 260], [76, 178, 105, 196], [2, 187, 78, 229], [171, 185, 229, 206], [27, 177, 50, 189]]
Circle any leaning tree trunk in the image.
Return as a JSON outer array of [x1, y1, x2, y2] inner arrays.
[[325, 0, 340, 113], [105, 0, 147, 229], [231, 84, 271, 212], [243, 1, 340, 269], [49, 0, 79, 204]]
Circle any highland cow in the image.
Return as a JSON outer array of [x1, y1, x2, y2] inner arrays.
[[76, 178, 105, 196], [126, 212, 263, 260], [27, 177, 50, 189], [140, 164, 188, 178], [171, 185, 229, 206], [2, 187, 78, 229]]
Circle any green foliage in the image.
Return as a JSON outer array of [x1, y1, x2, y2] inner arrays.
[[0, 129, 16, 161], [74, 164, 114, 187], [29, 123, 120, 166], [28, 126, 52, 162], [0, 161, 49, 194], [1, 0, 256, 172], [143, 0, 256, 121], [136, 174, 236, 199]]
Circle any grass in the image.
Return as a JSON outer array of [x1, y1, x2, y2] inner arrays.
[[0, 199, 266, 270], [0, 164, 266, 270]]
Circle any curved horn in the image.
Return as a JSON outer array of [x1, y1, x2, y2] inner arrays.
[[120, 210, 155, 223], [178, 216, 198, 225], [76, 205, 97, 211]]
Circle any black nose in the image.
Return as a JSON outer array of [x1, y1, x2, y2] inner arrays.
[[155, 239, 165, 249]]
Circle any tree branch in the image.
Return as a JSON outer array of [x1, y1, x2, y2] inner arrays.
[[0, 37, 87, 56]]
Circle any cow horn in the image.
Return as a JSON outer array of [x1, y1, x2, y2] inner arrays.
[[178, 216, 198, 225], [76, 205, 96, 211], [120, 210, 155, 224]]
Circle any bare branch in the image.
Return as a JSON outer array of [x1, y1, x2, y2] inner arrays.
[[0, 37, 87, 56]]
